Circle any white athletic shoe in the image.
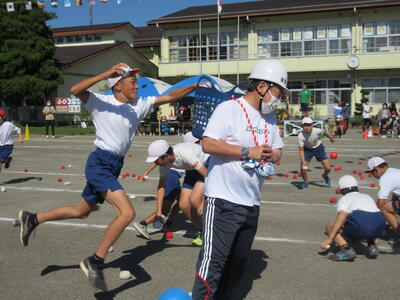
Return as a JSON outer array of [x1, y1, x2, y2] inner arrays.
[[132, 222, 151, 240]]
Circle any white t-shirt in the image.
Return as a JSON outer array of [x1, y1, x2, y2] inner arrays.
[[337, 192, 380, 214], [0, 121, 21, 146], [377, 168, 400, 199], [362, 104, 370, 119], [298, 128, 322, 149], [159, 142, 209, 177], [85, 92, 155, 157], [203, 97, 284, 207]]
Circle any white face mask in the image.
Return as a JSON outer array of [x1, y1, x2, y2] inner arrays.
[[47, 103, 51, 106], [261, 90, 280, 114]]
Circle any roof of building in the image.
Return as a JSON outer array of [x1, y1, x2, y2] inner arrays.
[[52, 22, 141, 37], [54, 41, 156, 70], [148, 0, 400, 24], [133, 26, 161, 48]]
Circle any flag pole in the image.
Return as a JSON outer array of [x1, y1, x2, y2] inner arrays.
[[217, 10, 220, 78], [89, 4, 93, 25]]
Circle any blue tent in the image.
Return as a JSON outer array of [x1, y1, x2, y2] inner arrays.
[[161, 74, 244, 98], [104, 77, 171, 98]]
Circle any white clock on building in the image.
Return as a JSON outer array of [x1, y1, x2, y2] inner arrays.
[[347, 55, 360, 69]]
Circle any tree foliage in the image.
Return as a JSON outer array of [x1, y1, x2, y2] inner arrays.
[[0, 2, 62, 114]]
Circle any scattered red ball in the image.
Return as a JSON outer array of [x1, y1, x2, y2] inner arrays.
[[57, 178, 62, 182], [131, 173, 136, 178], [292, 175, 297, 179], [165, 232, 173, 239], [330, 152, 338, 159], [370, 183, 377, 187], [335, 188, 341, 194], [137, 176, 142, 180], [353, 170, 358, 174], [357, 161, 363, 165], [267, 177, 273, 180], [284, 173, 289, 178], [359, 175, 365, 180], [329, 197, 337, 203], [358, 172, 363, 176], [128, 154, 133, 157], [23, 169, 28, 172], [368, 173, 373, 177], [276, 162, 281, 166], [60, 165, 65, 169]]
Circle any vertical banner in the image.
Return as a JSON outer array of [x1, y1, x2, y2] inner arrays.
[[75, 0, 82, 6], [51, 0, 58, 8], [37, 0, 45, 8], [217, 0, 222, 14], [64, 0, 71, 7], [6, 2, 15, 11], [25, 1, 32, 10]]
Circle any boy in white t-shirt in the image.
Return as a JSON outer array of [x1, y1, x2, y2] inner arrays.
[[298, 117, 335, 189], [320, 175, 385, 261], [366, 156, 400, 245], [141, 139, 209, 246], [17, 63, 197, 291], [0, 109, 23, 171], [362, 100, 373, 136]]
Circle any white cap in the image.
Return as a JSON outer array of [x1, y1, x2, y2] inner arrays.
[[301, 117, 313, 124], [366, 156, 386, 172], [338, 175, 358, 189], [248, 59, 288, 89], [108, 66, 140, 89], [183, 132, 199, 143], [146, 140, 169, 163]]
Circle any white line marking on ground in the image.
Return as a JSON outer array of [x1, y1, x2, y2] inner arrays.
[[0, 217, 393, 251]]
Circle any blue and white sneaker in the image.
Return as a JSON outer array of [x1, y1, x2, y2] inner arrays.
[[323, 175, 331, 186], [300, 183, 308, 189], [328, 247, 356, 261]]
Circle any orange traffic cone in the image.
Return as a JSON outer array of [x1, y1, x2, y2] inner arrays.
[[362, 130, 368, 139]]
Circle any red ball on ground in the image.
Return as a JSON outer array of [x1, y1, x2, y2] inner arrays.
[[128, 154, 133, 157], [330, 152, 338, 159], [292, 175, 297, 179], [276, 162, 281, 166], [370, 183, 377, 187], [60, 165, 65, 169], [329, 197, 337, 203], [131, 173, 136, 178], [368, 173, 373, 177], [267, 177, 273, 180], [357, 161, 363, 165], [23, 169, 28, 172], [358, 172, 363, 176], [359, 175, 365, 180], [335, 188, 341, 194], [165, 232, 173, 239], [284, 173, 289, 178], [57, 178, 62, 182], [353, 170, 358, 174], [137, 176, 142, 180]]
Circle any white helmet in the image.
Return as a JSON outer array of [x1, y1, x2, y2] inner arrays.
[[248, 59, 288, 90]]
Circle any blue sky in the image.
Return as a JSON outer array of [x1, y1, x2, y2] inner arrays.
[[46, 0, 250, 29]]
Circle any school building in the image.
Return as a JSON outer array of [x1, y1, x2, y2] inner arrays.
[[146, 0, 400, 118]]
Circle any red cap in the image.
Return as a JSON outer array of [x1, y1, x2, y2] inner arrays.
[[0, 110, 5, 116]]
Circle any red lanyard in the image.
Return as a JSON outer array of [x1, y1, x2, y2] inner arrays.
[[231, 96, 269, 146]]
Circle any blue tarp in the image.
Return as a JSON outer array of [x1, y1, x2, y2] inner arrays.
[[104, 77, 171, 98]]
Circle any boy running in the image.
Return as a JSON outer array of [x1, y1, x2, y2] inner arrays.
[[17, 63, 197, 291], [298, 117, 334, 189], [0, 110, 23, 171]]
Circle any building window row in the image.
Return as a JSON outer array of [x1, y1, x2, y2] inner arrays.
[[363, 21, 400, 53], [363, 78, 400, 103], [287, 80, 352, 105], [258, 25, 351, 58], [54, 34, 102, 44], [169, 32, 248, 62]]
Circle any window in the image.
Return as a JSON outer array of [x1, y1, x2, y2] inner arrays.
[[85, 34, 93, 41], [168, 32, 248, 63], [66, 36, 74, 43], [288, 79, 352, 105], [74, 35, 82, 42], [258, 24, 351, 58], [363, 78, 400, 103], [363, 21, 400, 53], [55, 36, 64, 44]]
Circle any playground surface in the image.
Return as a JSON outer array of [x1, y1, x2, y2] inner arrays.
[[0, 130, 399, 299]]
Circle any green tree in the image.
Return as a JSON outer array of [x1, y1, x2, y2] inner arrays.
[[0, 2, 62, 119]]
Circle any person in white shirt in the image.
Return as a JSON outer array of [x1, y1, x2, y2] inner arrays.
[[0, 110, 23, 171], [362, 100, 373, 136], [132, 132, 200, 240], [298, 117, 335, 189], [17, 63, 197, 292], [320, 175, 385, 261], [366, 156, 400, 244], [191, 59, 285, 299], [142, 139, 209, 246]]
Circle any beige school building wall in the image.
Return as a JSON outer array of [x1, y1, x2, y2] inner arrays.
[[156, 6, 400, 118]]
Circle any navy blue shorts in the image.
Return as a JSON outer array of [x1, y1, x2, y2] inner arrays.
[[82, 148, 124, 204], [300, 103, 309, 112], [342, 210, 385, 242], [182, 170, 204, 190], [392, 199, 400, 215], [0, 145, 13, 162], [304, 144, 327, 162], [164, 169, 182, 202]]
